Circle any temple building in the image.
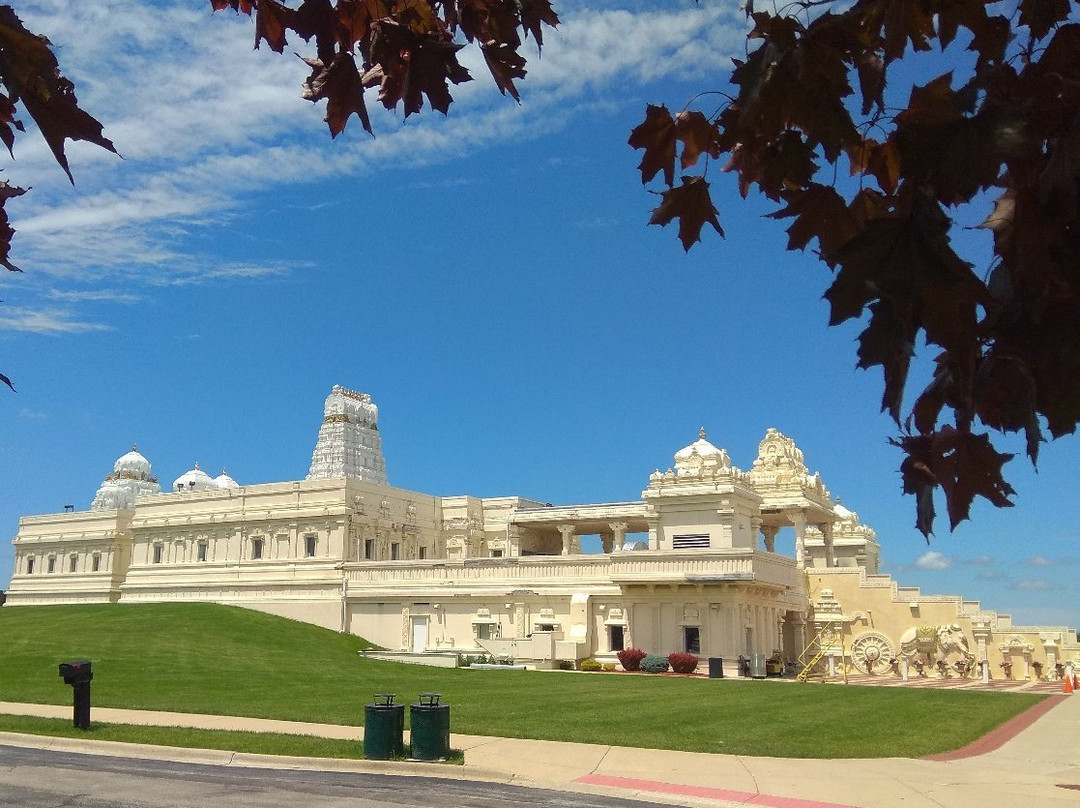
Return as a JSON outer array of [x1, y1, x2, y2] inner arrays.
[[6, 386, 1078, 680]]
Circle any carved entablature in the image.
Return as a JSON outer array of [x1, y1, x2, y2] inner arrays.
[[998, 635, 1034, 654], [682, 605, 700, 624]]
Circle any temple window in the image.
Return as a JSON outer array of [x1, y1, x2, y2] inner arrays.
[[476, 623, 493, 640], [609, 625, 625, 652], [197, 542, 208, 562], [47, 556, 56, 574], [91, 554, 101, 572], [673, 534, 710, 549], [390, 542, 400, 560], [305, 535, 317, 557], [25, 557, 34, 575], [492, 549, 503, 558], [418, 546, 427, 560], [152, 544, 163, 564], [69, 554, 78, 573], [252, 538, 264, 560], [364, 539, 375, 560]]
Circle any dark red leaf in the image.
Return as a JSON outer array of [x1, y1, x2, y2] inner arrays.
[[648, 176, 723, 251], [628, 104, 676, 187]]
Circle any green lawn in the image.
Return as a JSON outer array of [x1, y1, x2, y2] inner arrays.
[[0, 603, 1044, 758]]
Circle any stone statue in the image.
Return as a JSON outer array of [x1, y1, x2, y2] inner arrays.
[[899, 624, 973, 668]]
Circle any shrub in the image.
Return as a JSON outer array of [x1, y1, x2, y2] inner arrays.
[[557, 660, 574, 670], [668, 652, 699, 674], [602, 662, 616, 672], [640, 654, 670, 674], [617, 648, 648, 672], [579, 658, 602, 672]]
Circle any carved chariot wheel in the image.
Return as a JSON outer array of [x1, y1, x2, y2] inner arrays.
[[851, 632, 895, 675]]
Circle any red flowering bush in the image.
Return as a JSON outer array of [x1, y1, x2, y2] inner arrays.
[[617, 648, 648, 672], [668, 652, 700, 674]]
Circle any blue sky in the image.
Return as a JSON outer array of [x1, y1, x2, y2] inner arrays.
[[1, 1, 1077, 629]]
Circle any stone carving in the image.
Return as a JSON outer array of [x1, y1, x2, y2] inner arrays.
[[749, 428, 830, 498], [851, 631, 895, 675], [899, 624, 973, 667]]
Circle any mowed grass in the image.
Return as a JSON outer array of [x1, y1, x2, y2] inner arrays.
[[0, 603, 1044, 758], [0, 714, 364, 759]]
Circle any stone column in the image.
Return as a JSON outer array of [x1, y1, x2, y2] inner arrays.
[[507, 525, 523, 557], [1042, 636, 1060, 681], [971, 620, 991, 684], [760, 525, 779, 553], [609, 521, 629, 554], [821, 522, 835, 567], [556, 524, 576, 556], [790, 511, 807, 568], [600, 534, 614, 554], [646, 515, 659, 550]]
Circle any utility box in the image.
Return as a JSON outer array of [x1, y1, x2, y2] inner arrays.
[[58, 659, 93, 729], [708, 657, 724, 678], [750, 654, 767, 679]]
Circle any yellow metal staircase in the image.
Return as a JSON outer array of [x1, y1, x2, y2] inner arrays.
[[796, 621, 845, 682]]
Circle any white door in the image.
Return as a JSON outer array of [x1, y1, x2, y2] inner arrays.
[[412, 617, 428, 651]]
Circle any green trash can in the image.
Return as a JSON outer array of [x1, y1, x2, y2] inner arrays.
[[363, 693, 404, 759], [409, 693, 450, 761]]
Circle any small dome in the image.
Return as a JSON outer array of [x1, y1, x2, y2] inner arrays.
[[113, 444, 152, 480], [833, 499, 858, 523], [675, 427, 724, 462], [172, 462, 214, 493], [212, 468, 239, 490]]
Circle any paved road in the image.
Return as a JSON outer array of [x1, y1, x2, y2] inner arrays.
[[0, 744, 662, 808]]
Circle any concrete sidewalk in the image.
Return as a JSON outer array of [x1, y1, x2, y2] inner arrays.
[[1, 695, 1078, 808]]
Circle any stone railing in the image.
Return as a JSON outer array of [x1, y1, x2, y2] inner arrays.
[[344, 550, 799, 590]]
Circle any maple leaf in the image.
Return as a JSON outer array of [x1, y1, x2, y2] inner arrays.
[[210, 0, 255, 13], [520, 0, 560, 52], [648, 176, 723, 251], [254, 0, 296, 53], [767, 183, 855, 257], [0, 369, 14, 392], [628, 105, 676, 187], [1018, 0, 1070, 41], [0, 179, 26, 272], [896, 428, 1016, 536], [675, 111, 718, 171], [0, 7, 117, 183], [0, 90, 23, 158], [335, 0, 389, 50], [302, 51, 371, 136], [480, 41, 526, 102]]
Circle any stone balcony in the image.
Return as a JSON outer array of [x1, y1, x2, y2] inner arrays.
[[343, 549, 801, 595]]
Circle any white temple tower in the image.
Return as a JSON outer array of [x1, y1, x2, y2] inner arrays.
[[306, 385, 387, 483]]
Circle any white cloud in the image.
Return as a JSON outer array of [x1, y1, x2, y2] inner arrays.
[[1024, 555, 1053, 567], [2, 2, 747, 328], [915, 550, 951, 570], [47, 289, 140, 303], [0, 306, 113, 334], [19, 408, 47, 419], [1013, 578, 1056, 591]]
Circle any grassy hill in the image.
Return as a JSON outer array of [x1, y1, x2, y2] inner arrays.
[[0, 602, 1045, 758]]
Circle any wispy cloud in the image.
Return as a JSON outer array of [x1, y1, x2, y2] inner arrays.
[[1012, 578, 1057, 591], [47, 289, 141, 303], [914, 550, 951, 571], [19, 408, 47, 419], [1023, 555, 1053, 567], [0, 307, 113, 334]]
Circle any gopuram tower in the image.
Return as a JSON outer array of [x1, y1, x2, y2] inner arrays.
[[306, 385, 388, 483]]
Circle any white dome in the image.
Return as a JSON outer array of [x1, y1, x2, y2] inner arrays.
[[833, 500, 858, 523], [173, 463, 214, 492], [113, 445, 152, 480], [212, 469, 239, 490], [674, 427, 724, 462]]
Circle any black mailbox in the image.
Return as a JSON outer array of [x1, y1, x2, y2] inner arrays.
[[58, 659, 93, 729], [59, 660, 93, 685]]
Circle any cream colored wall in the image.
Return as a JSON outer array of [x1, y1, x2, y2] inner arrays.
[[810, 568, 1080, 676], [7, 509, 133, 605]]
